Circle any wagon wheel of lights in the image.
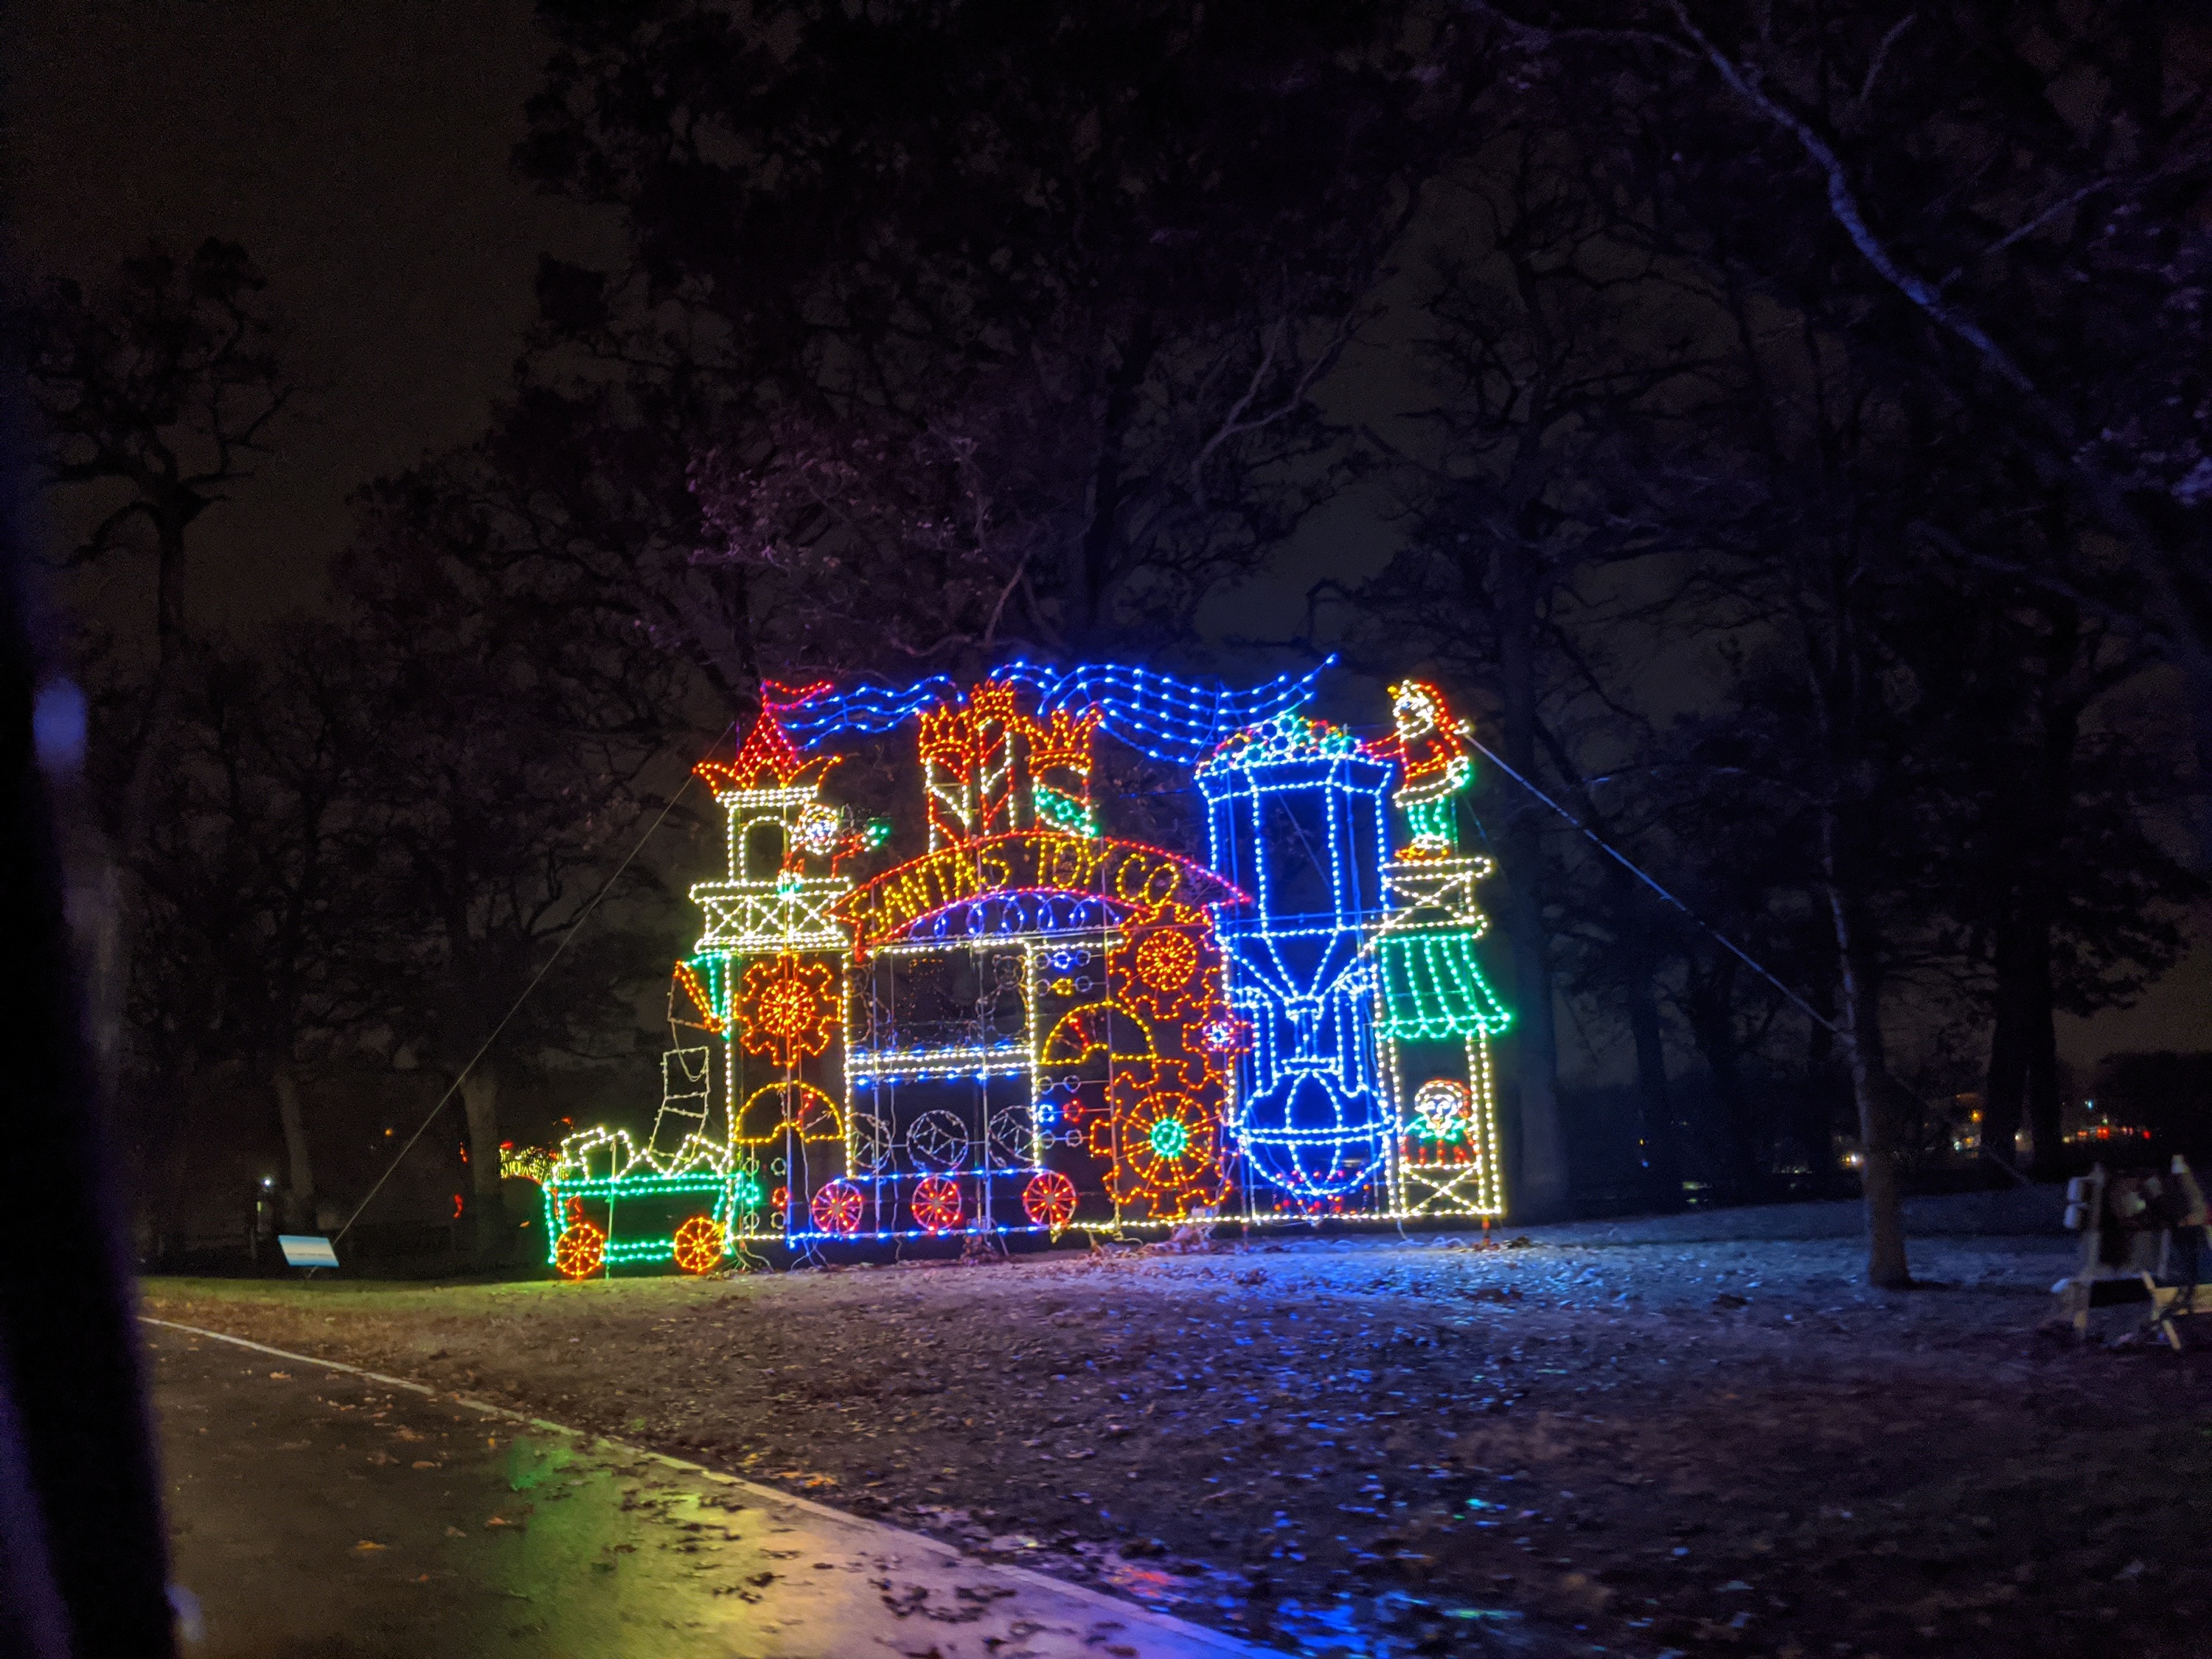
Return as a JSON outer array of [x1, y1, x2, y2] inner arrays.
[[1021, 1169, 1078, 1233], [554, 1218, 607, 1281], [911, 1175, 963, 1234], [810, 1178, 864, 1236], [851, 1111, 894, 1174], [672, 1214, 725, 1275], [906, 1109, 970, 1172]]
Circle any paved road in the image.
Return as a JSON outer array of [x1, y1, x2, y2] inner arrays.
[[146, 1321, 1276, 1659]]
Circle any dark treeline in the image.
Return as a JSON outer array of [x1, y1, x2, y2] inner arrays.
[[16, 1, 2208, 1285]]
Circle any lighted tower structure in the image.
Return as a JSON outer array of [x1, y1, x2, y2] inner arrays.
[[1370, 681, 1512, 1217], [681, 692, 873, 1239], [1194, 714, 1397, 1211]]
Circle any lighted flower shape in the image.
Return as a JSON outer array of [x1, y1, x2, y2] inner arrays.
[[735, 952, 837, 1068]]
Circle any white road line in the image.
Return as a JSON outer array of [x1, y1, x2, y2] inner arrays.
[[142, 1315, 1281, 1657]]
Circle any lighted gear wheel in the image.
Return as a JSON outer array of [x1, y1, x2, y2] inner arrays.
[[911, 1175, 963, 1234], [1117, 924, 1209, 1025], [672, 1214, 725, 1275], [809, 1178, 863, 1235], [1111, 1090, 1224, 1219], [553, 1219, 606, 1281], [1022, 1169, 1078, 1232], [734, 952, 836, 1068]]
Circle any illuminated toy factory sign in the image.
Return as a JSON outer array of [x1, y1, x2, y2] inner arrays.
[[834, 831, 1245, 952], [507, 661, 1516, 1275]]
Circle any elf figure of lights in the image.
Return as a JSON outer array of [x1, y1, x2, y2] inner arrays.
[[1369, 681, 1512, 1217]]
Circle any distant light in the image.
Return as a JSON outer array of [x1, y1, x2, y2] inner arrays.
[[261, 1177, 275, 1188]]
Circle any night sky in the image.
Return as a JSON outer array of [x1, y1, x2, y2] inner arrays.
[[5, 0, 619, 621], [7, 0, 2202, 1073]]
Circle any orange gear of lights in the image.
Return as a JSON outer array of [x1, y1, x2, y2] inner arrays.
[[554, 1220, 607, 1281], [1107, 1082, 1226, 1220], [736, 953, 837, 1068], [1135, 928, 1199, 995], [672, 1214, 725, 1274]]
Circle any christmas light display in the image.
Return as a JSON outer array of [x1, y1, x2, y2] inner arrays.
[[508, 663, 1515, 1270], [1371, 681, 1475, 857], [1371, 683, 1512, 1217]]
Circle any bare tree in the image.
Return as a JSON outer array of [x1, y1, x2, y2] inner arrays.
[[15, 238, 293, 1088]]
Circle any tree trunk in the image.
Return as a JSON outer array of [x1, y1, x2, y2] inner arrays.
[[90, 509, 192, 1113], [1624, 966, 1682, 1211], [1981, 908, 2029, 1175], [1686, 956, 1761, 1199], [1495, 543, 1569, 1220], [1823, 869, 1910, 1287], [273, 1064, 315, 1231], [2019, 904, 2065, 1179], [459, 1065, 505, 1265]]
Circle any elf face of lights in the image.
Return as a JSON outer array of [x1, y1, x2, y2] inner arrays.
[[1391, 681, 1441, 744], [1413, 1078, 1471, 1141], [516, 664, 1515, 1272]]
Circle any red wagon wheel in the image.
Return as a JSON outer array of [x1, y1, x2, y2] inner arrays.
[[1022, 1169, 1078, 1233], [911, 1175, 963, 1234], [810, 1179, 864, 1236]]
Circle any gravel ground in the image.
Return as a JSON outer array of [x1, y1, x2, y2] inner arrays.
[[143, 1227, 2212, 1658]]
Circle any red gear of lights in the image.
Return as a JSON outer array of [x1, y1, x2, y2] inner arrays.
[[1022, 1170, 1078, 1232], [911, 1175, 963, 1234], [810, 1179, 864, 1235]]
